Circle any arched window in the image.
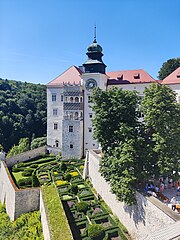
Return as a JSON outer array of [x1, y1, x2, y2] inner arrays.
[[75, 112, 78, 120], [75, 97, 79, 102], [55, 140, 59, 148], [70, 97, 73, 102]]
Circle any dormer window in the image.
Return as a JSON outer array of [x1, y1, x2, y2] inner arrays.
[[117, 74, 123, 80], [134, 73, 140, 79], [176, 73, 180, 78]]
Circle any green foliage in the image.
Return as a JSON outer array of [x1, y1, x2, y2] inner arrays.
[[0, 203, 43, 240], [22, 168, 34, 177], [17, 177, 32, 187], [92, 87, 140, 205], [88, 224, 105, 240], [158, 58, 180, 80], [70, 184, 78, 194], [61, 162, 67, 172], [32, 174, 40, 187], [64, 173, 72, 182], [7, 138, 30, 158], [31, 136, 47, 149], [76, 201, 89, 213], [0, 78, 46, 152], [140, 83, 180, 176], [0, 144, 3, 151], [42, 185, 72, 240]]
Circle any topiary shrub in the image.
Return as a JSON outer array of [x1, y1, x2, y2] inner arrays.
[[61, 162, 67, 172], [71, 184, 78, 195], [30, 164, 38, 169], [64, 173, 71, 182], [76, 201, 89, 213], [17, 177, 32, 187], [88, 224, 105, 240], [32, 174, 40, 187], [22, 168, 34, 177]]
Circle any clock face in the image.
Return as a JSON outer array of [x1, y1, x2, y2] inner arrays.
[[85, 79, 97, 91]]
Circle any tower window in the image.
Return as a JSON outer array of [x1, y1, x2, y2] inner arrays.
[[89, 113, 93, 118], [70, 97, 73, 102], [75, 112, 78, 120], [54, 123, 58, 130], [61, 95, 64, 101], [69, 126, 73, 132], [75, 97, 79, 102], [52, 94, 56, 102], [53, 109, 58, 116], [88, 96, 92, 103], [89, 128, 92, 133], [55, 140, 59, 148], [70, 144, 73, 149]]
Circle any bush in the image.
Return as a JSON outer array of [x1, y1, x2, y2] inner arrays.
[[30, 164, 38, 168], [22, 168, 34, 177], [88, 224, 105, 240], [12, 166, 24, 172], [17, 177, 32, 187], [71, 184, 78, 195], [64, 173, 71, 182], [76, 201, 89, 213], [32, 174, 40, 187], [61, 162, 67, 172]]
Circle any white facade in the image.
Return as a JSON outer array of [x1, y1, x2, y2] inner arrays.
[[46, 41, 180, 160]]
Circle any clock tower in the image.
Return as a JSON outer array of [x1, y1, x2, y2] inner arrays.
[[81, 34, 108, 155]]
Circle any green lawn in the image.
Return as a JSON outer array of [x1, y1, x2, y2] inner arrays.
[[42, 184, 72, 240], [12, 171, 27, 181]]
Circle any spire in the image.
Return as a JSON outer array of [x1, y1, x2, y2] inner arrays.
[[93, 24, 97, 43]]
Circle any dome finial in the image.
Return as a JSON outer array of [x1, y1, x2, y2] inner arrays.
[[93, 24, 97, 43]]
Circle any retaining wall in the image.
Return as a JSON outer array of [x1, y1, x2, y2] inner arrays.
[[0, 160, 40, 220], [40, 190, 51, 240], [85, 150, 180, 240], [5, 146, 46, 167]]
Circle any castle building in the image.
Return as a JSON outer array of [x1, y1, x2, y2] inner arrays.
[[47, 38, 180, 159]]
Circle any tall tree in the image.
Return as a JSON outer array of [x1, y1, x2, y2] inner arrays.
[[158, 58, 180, 80], [92, 87, 140, 204], [140, 83, 180, 177]]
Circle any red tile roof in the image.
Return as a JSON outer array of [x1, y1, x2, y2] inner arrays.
[[161, 67, 180, 85], [47, 66, 82, 86], [107, 69, 156, 85]]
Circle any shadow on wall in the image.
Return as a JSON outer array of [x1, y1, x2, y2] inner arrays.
[[123, 193, 147, 227]]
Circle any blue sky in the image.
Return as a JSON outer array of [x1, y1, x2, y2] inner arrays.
[[0, 0, 180, 84]]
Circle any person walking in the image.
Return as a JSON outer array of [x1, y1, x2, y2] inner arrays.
[[170, 197, 176, 211]]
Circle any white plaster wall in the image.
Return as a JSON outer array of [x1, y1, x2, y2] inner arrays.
[[0, 161, 16, 220], [107, 82, 153, 96], [62, 120, 83, 159], [47, 86, 63, 148], [87, 150, 177, 240], [40, 190, 51, 240]]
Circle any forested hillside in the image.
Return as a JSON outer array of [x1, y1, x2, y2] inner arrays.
[[0, 78, 47, 152]]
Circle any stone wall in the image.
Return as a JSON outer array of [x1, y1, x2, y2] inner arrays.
[[0, 161, 40, 220], [85, 150, 180, 240], [40, 190, 51, 240], [5, 146, 46, 167]]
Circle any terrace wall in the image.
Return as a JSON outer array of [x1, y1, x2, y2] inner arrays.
[[0, 160, 40, 220], [40, 190, 51, 240], [85, 150, 180, 240], [5, 146, 46, 167]]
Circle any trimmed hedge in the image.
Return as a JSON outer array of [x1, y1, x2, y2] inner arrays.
[[76, 201, 89, 214], [88, 224, 105, 240], [17, 177, 32, 187]]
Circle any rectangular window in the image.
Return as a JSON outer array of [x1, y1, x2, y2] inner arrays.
[[53, 109, 58, 116], [88, 96, 92, 103], [54, 123, 58, 130], [70, 144, 73, 149], [52, 94, 56, 102], [69, 126, 73, 132], [61, 95, 64, 101]]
